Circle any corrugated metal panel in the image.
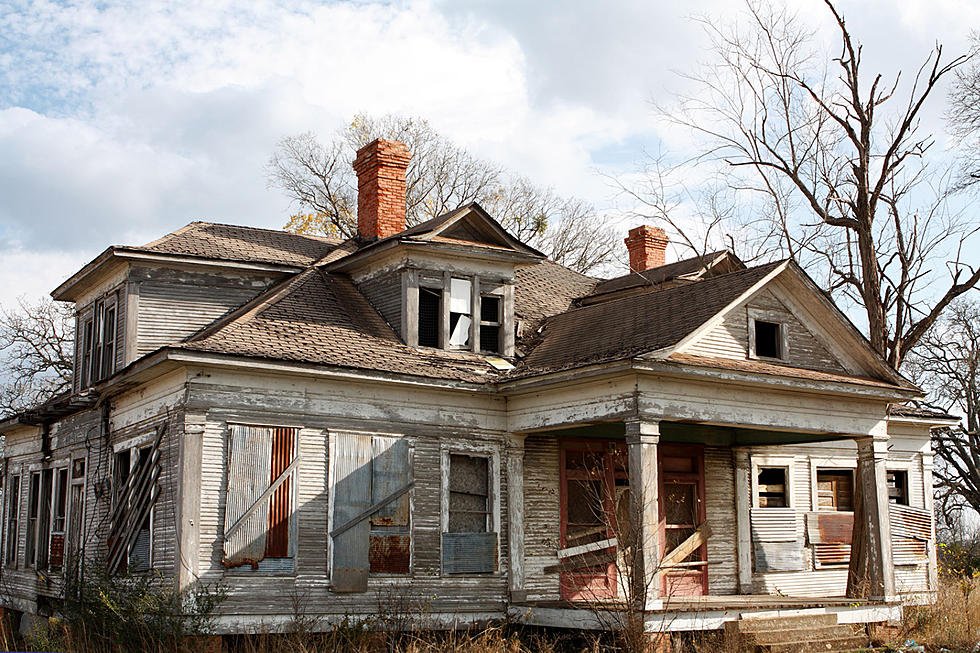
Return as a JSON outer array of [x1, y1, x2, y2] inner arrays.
[[750, 508, 799, 542], [890, 504, 931, 540], [753, 540, 805, 571], [895, 565, 929, 593], [332, 433, 372, 592], [223, 425, 272, 567], [813, 543, 851, 566], [806, 511, 853, 544], [757, 569, 849, 597], [442, 532, 498, 574], [370, 436, 411, 574], [265, 427, 294, 559]]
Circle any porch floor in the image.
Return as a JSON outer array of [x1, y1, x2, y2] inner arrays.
[[515, 595, 885, 612]]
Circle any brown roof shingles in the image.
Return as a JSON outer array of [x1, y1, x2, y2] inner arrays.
[[515, 262, 783, 375], [590, 250, 731, 295], [514, 260, 598, 322], [177, 269, 495, 383], [139, 221, 342, 267]]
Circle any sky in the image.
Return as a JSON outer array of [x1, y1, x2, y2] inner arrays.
[[1, 0, 979, 311]]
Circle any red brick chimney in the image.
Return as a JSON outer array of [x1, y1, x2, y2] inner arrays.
[[352, 138, 411, 240], [625, 225, 668, 272]]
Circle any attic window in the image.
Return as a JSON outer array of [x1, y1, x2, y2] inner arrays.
[[448, 278, 472, 349], [754, 320, 783, 359]]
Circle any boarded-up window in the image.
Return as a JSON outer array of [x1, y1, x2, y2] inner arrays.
[[107, 428, 164, 575], [129, 447, 153, 572], [806, 511, 853, 566], [5, 474, 19, 566], [891, 503, 930, 565], [816, 470, 853, 511], [26, 472, 40, 568], [887, 470, 909, 506], [331, 434, 413, 592], [443, 453, 497, 574], [223, 425, 298, 571], [757, 467, 788, 508]]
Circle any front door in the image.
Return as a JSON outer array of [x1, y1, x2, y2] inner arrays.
[[559, 441, 629, 600], [658, 444, 708, 597]]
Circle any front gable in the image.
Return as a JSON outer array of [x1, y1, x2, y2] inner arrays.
[[670, 262, 909, 387]]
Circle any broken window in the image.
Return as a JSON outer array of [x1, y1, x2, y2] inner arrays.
[[443, 452, 497, 574], [757, 467, 788, 508], [223, 425, 298, 572], [448, 278, 472, 349], [479, 295, 501, 354], [107, 427, 164, 574], [417, 287, 441, 348], [78, 294, 118, 389], [754, 320, 783, 359], [816, 470, 853, 512], [887, 470, 909, 506], [49, 467, 68, 569], [67, 458, 85, 568], [25, 472, 39, 568], [5, 474, 19, 567]]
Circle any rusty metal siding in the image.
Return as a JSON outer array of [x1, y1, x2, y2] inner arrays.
[[222, 425, 272, 567], [265, 428, 294, 559], [369, 435, 411, 574], [891, 503, 930, 567]]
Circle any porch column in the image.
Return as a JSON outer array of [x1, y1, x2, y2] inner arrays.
[[733, 447, 753, 593], [626, 418, 661, 611], [847, 433, 896, 601], [506, 433, 527, 602], [922, 452, 939, 592]]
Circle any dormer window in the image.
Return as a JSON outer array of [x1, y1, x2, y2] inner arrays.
[[408, 271, 513, 356], [78, 292, 119, 389]]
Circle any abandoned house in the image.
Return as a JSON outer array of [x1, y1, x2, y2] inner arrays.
[[0, 138, 956, 639]]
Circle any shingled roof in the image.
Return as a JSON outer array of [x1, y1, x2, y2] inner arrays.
[[516, 261, 784, 376], [139, 221, 342, 267], [590, 250, 736, 296], [177, 269, 497, 383], [514, 260, 598, 322]]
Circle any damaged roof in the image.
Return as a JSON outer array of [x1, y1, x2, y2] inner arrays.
[[139, 221, 343, 267], [590, 250, 740, 295]]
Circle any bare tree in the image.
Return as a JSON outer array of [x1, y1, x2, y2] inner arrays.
[[908, 300, 980, 517], [0, 297, 75, 416], [948, 31, 980, 191], [267, 114, 618, 274], [660, 0, 978, 369]]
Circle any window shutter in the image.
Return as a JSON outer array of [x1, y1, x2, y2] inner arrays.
[[332, 433, 373, 592], [223, 425, 272, 568]]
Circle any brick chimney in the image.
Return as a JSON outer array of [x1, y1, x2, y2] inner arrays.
[[352, 138, 411, 240], [625, 225, 668, 272]]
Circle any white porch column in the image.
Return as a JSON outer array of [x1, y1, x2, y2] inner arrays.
[[506, 433, 527, 602], [733, 447, 753, 594], [922, 452, 939, 592], [847, 433, 896, 601], [626, 418, 661, 611]]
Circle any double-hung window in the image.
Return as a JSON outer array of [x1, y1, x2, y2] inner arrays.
[[78, 293, 118, 389], [223, 425, 298, 573], [330, 433, 412, 592], [67, 458, 86, 567], [441, 450, 498, 574], [49, 467, 69, 569], [5, 474, 20, 567]]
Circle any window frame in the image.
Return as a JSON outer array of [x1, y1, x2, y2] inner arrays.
[[439, 443, 501, 575], [747, 308, 790, 361], [886, 468, 910, 506], [5, 472, 20, 568], [405, 269, 513, 356], [67, 456, 87, 569], [111, 436, 158, 574], [751, 456, 795, 509], [814, 468, 856, 513], [223, 423, 300, 575], [77, 290, 120, 389]]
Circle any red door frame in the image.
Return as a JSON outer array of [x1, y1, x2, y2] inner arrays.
[[658, 443, 708, 596], [558, 439, 622, 600]]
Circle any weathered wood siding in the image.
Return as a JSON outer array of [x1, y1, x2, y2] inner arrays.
[[685, 289, 847, 374], [522, 434, 560, 601], [132, 265, 282, 356], [704, 446, 738, 594], [356, 270, 402, 338], [185, 369, 511, 630]]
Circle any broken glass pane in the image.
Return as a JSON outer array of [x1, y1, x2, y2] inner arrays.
[[449, 278, 472, 314]]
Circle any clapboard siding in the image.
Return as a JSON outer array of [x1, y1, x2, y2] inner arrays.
[[189, 377, 511, 625], [685, 289, 847, 374], [704, 446, 737, 594], [356, 270, 402, 338], [522, 434, 560, 601]]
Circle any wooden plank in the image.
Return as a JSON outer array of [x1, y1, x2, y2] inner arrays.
[[659, 522, 712, 569]]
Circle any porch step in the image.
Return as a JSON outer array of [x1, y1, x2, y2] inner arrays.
[[725, 614, 870, 653]]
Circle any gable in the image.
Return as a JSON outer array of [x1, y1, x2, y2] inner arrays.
[[440, 214, 512, 249], [680, 288, 848, 375]]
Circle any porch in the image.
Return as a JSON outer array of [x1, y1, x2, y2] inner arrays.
[[503, 416, 925, 628]]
